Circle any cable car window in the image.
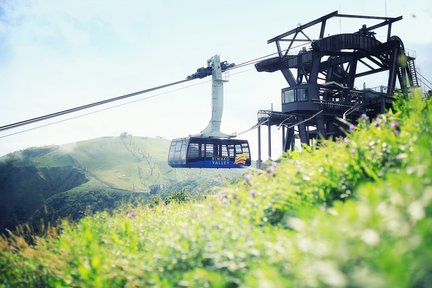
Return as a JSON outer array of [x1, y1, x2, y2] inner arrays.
[[241, 143, 249, 152], [188, 143, 200, 159], [228, 145, 235, 158], [169, 142, 176, 159], [205, 144, 213, 158], [175, 141, 182, 152], [180, 142, 187, 161], [221, 145, 228, 157], [235, 144, 242, 153]]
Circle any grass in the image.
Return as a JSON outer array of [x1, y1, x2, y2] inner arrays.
[[1, 90, 431, 287]]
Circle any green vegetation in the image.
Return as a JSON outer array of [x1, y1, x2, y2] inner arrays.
[[0, 136, 241, 233], [1, 91, 431, 287]]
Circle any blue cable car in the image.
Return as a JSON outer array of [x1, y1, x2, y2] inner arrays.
[[168, 137, 251, 168], [168, 55, 251, 169]]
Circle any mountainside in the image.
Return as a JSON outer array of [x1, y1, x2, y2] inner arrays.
[[0, 135, 243, 232]]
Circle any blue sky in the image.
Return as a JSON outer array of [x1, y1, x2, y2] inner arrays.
[[0, 0, 431, 159]]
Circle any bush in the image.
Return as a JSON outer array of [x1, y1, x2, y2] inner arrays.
[[165, 189, 192, 205]]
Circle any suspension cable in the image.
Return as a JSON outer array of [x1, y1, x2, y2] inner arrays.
[[0, 46, 312, 136], [0, 78, 213, 139], [417, 71, 432, 90], [277, 115, 295, 129], [237, 119, 269, 136], [285, 110, 323, 129], [227, 52, 279, 70], [237, 110, 323, 138], [0, 78, 191, 132], [227, 42, 311, 71]]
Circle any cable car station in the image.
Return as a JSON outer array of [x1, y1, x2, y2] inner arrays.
[[254, 11, 419, 167]]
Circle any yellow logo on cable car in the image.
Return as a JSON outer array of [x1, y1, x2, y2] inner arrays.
[[234, 153, 249, 165]]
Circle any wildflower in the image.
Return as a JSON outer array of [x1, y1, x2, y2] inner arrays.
[[344, 138, 350, 143], [374, 119, 380, 127], [126, 210, 137, 219], [220, 195, 229, 205], [350, 148, 356, 155], [244, 173, 253, 185], [267, 161, 278, 174], [349, 124, 355, 131], [244, 173, 253, 181], [361, 113, 367, 119], [249, 189, 257, 197], [391, 121, 400, 134]]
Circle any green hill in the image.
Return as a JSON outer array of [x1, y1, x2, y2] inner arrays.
[[0, 135, 243, 232]]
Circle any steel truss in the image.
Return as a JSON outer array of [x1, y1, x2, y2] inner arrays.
[[255, 11, 418, 166]]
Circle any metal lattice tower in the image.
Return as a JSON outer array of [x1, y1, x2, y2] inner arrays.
[[254, 11, 418, 166]]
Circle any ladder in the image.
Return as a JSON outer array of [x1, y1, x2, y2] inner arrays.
[[407, 57, 419, 87]]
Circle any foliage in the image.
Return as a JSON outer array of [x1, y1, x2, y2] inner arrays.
[[1, 90, 431, 287], [28, 181, 150, 232], [0, 164, 88, 233], [164, 189, 192, 205]]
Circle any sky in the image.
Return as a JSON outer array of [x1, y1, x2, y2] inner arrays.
[[0, 0, 431, 160]]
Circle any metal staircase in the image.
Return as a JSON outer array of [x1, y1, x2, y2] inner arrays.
[[407, 58, 419, 87]]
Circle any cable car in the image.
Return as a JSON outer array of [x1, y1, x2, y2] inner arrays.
[[168, 55, 251, 169], [168, 137, 250, 168]]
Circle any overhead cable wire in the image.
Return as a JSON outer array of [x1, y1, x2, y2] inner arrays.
[[227, 52, 279, 70], [285, 110, 323, 129], [0, 78, 192, 132], [228, 42, 311, 71], [0, 65, 257, 136], [416, 71, 432, 90], [237, 119, 269, 136], [0, 46, 309, 136], [343, 102, 362, 120], [0, 78, 213, 139], [277, 115, 295, 129], [237, 110, 323, 138]]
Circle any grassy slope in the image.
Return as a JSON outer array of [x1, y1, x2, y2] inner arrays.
[[1, 92, 431, 287], [0, 136, 242, 232]]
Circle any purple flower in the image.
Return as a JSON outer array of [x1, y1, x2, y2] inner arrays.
[[126, 210, 137, 219], [221, 195, 229, 205], [249, 189, 257, 197], [361, 113, 367, 119], [267, 161, 277, 173], [244, 173, 253, 185], [344, 138, 350, 143], [351, 148, 356, 155], [390, 121, 398, 128], [349, 124, 355, 131], [374, 120, 380, 127], [244, 173, 253, 181]]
